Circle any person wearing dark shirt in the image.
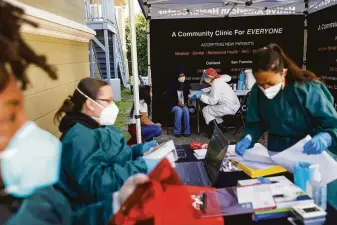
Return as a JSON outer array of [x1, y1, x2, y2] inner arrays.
[[167, 70, 191, 137]]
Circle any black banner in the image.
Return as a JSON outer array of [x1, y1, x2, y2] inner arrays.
[[307, 5, 337, 110], [150, 16, 304, 122]]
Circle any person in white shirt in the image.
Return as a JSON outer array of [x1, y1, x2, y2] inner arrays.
[[192, 68, 240, 126], [128, 85, 161, 145]]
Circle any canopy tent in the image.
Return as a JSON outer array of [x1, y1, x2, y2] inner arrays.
[[129, 0, 336, 143], [139, 0, 336, 19]]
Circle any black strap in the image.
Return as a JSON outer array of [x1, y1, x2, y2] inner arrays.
[[0, 194, 22, 224]]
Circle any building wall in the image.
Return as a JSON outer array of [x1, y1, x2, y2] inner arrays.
[[23, 34, 90, 138], [19, 0, 86, 24], [14, 0, 92, 137]]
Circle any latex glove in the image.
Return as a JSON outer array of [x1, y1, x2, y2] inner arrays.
[[142, 140, 157, 154], [143, 158, 161, 173], [303, 133, 332, 155], [235, 136, 251, 156], [113, 174, 149, 214], [191, 92, 202, 100], [257, 177, 272, 184]]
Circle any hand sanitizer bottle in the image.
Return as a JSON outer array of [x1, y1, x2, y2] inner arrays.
[[306, 165, 327, 210]]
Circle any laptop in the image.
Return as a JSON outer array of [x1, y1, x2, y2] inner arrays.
[[175, 124, 230, 186]]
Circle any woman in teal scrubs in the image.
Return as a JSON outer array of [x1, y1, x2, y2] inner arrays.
[[235, 44, 337, 209]]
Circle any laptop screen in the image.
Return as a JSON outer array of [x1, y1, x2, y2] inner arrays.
[[206, 124, 229, 184]]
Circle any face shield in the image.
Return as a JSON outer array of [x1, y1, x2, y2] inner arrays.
[[200, 70, 209, 84]]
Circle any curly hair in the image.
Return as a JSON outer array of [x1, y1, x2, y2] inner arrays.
[[0, 0, 57, 91]]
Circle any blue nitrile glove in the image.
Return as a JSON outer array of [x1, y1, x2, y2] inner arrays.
[[298, 162, 311, 168], [303, 133, 332, 155], [235, 136, 251, 156], [142, 140, 157, 154], [191, 92, 202, 100], [143, 158, 161, 173], [257, 177, 272, 184]]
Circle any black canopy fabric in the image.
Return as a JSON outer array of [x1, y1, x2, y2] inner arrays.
[[139, 0, 337, 19]]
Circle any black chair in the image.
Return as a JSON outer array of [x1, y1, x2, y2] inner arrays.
[[222, 92, 250, 139]]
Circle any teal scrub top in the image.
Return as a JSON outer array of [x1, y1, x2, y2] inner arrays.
[[245, 80, 337, 154], [57, 124, 148, 211], [5, 187, 72, 225], [244, 80, 337, 210], [5, 187, 114, 225]]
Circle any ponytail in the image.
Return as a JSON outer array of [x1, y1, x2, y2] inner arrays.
[[54, 96, 75, 123], [253, 43, 319, 83]]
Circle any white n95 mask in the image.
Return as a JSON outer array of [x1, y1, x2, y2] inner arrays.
[[97, 102, 119, 125], [0, 122, 62, 198], [259, 82, 283, 99], [76, 88, 119, 125], [178, 77, 185, 83]]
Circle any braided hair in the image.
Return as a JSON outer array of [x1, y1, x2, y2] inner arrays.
[[0, 0, 57, 91]]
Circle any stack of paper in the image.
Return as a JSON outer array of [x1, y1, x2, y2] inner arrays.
[[232, 144, 286, 178], [237, 185, 276, 211], [271, 136, 337, 184], [143, 140, 178, 167], [193, 149, 207, 160], [237, 176, 314, 221]]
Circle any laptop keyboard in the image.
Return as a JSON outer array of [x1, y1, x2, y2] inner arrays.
[[175, 162, 210, 186]]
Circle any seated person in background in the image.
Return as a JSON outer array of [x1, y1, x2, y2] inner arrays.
[[0, 3, 149, 225], [167, 70, 191, 137], [128, 85, 161, 144], [193, 68, 240, 128], [54, 78, 159, 212]]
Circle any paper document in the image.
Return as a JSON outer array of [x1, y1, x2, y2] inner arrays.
[[271, 136, 337, 184], [235, 158, 275, 170], [243, 144, 275, 164], [143, 140, 178, 166], [193, 149, 207, 160], [237, 185, 276, 210]]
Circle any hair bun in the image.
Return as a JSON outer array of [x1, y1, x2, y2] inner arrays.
[[67, 95, 73, 102]]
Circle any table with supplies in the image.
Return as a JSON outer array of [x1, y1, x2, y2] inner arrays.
[[175, 144, 337, 225]]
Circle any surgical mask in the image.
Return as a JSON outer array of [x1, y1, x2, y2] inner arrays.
[[259, 82, 283, 99], [76, 88, 119, 125], [178, 77, 185, 83], [0, 121, 62, 198]]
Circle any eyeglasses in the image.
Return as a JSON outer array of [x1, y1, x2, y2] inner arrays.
[[95, 98, 114, 103]]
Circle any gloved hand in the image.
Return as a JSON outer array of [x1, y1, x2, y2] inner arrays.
[[191, 92, 202, 100], [143, 158, 161, 173], [303, 133, 332, 155], [142, 140, 157, 154], [235, 136, 251, 156], [113, 174, 149, 214]]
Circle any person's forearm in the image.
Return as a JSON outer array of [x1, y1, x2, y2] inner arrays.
[[142, 118, 155, 125]]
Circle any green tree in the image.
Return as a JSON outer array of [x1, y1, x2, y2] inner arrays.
[[125, 14, 148, 77]]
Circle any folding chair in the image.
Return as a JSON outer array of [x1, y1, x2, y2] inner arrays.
[[222, 92, 250, 140]]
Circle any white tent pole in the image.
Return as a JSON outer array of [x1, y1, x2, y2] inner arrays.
[[147, 8, 152, 85], [303, 0, 309, 70], [128, 0, 142, 144]]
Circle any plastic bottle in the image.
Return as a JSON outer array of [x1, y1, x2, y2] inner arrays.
[[306, 165, 327, 210], [237, 71, 246, 90]]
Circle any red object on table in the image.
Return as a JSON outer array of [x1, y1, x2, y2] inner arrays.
[[190, 142, 208, 150], [110, 159, 223, 225]]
